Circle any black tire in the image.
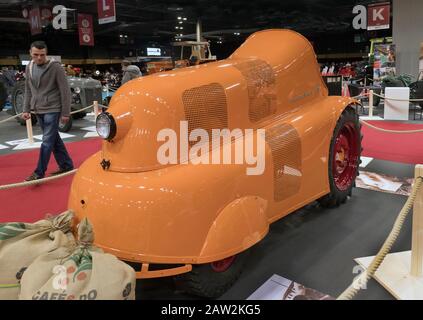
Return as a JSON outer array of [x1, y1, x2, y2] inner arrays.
[[0, 81, 7, 112], [373, 96, 380, 107], [72, 111, 87, 120], [59, 116, 72, 132], [175, 251, 250, 298], [11, 81, 37, 126], [319, 107, 362, 208]]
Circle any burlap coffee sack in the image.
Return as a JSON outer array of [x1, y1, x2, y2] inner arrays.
[[0, 211, 75, 300], [19, 218, 136, 300]]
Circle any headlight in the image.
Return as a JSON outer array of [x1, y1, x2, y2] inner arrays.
[[96, 112, 116, 141], [74, 87, 81, 94]]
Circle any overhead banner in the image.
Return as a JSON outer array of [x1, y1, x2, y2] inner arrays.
[[367, 2, 390, 30], [98, 0, 116, 24], [29, 7, 42, 35], [78, 14, 94, 46], [40, 6, 53, 21]]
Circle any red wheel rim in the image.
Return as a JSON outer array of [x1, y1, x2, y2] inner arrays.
[[332, 122, 359, 191], [211, 256, 236, 273]]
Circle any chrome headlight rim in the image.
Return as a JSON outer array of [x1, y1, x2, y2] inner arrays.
[[73, 86, 81, 94], [96, 112, 116, 141]]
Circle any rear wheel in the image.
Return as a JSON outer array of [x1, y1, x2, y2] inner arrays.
[[72, 111, 87, 120], [319, 107, 362, 208], [12, 81, 37, 126], [175, 251, 250, 298], [0, 81, 7, 111]]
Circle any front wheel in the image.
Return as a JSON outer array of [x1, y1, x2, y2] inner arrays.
[[319, 107, 362, 208], [175, 251, 250, 298]]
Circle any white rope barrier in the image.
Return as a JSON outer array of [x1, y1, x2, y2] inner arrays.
[[360, 119, 423, 133], [373, 91, 423, 102], [352, 93, 370, 100], [1, 104, 96, 126], [0, 113, 23, 124], [0, 169, 78, 191], [69, 104, 95, 115]]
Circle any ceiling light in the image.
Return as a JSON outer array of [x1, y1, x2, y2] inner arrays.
[[180, 27, 183, 29], [179, 21, 183, 24], [168, 6, 183, 11], [178, 17, 182, 20], [175, 26, 179, 29], [183, 18, 187, 21]]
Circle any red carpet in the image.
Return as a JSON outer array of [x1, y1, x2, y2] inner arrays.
[[0, 138, 101, 223], [361, 121, 423, 165]]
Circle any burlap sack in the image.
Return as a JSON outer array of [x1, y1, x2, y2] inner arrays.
[[0, 211, 75, 300], [19, 218, 136, 300]]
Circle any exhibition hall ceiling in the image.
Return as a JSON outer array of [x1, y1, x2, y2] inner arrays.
[[0, 0, 387, 42]]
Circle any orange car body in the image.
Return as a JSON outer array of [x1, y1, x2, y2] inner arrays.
[[68, 30, 357, 278]]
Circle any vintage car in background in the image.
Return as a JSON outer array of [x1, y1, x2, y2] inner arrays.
[[0, 77, 8, 112], [68, 29, 362, 298], [11, 76, 102, 132]]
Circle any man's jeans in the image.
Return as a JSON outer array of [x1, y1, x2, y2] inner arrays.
[[35, 112, 74, 177]]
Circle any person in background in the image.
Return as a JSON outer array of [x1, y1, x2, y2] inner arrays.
[[22, 41, 74, 181], [121, 60, 141, 85], [66, 65, 76, 76]]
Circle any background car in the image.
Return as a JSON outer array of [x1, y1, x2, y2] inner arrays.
[[11, 75, 102, 132]]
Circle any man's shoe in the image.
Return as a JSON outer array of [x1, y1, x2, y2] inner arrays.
[[25, 173, 42, 182], [50, 167, 74, 176]]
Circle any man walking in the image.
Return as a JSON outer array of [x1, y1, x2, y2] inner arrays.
[[22, 41, 74, 181]]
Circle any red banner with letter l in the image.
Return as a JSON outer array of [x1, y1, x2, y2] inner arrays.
[[78, 14, 94, 46], [98, 0, 116, 24], [29, 7, 42, 35], [367, 2, 390, 30]]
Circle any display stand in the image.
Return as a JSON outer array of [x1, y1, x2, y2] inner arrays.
[[384, 87, 410, 121], [355, 165, 423, 299]]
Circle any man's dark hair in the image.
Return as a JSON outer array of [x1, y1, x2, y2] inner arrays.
[[30, 41, 48, 51]]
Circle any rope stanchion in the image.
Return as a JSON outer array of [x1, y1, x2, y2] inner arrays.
[[369, 90, 374, 117], [0, 113, 23, 124], [360, 119, 423, 133], [94, 101, 99, 118], [26, 118, 34, 144], [0, 169, 77, 191], [337, 176, 423, 300]]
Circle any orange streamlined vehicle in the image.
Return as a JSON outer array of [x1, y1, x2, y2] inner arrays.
[[68, 29, 361, 298]]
